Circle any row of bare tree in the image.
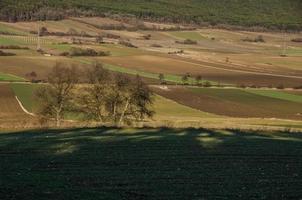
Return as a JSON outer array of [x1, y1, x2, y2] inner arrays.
[[35, 62, 154, 127]]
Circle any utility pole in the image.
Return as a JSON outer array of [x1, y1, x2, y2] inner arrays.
[[37, 22, 41, 51], [282, 32, 287, 56]]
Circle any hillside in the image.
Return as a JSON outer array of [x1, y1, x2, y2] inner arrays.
[[0, 0, 301, 30]]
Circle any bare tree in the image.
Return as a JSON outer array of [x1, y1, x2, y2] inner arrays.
[[114, 75, 154, 125], [78, 62, 111, 122], [35, 63, 79, 127]]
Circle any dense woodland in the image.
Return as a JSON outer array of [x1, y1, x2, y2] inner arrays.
[[0, 0, 301, 30]]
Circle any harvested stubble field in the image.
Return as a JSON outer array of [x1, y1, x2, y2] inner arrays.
[[1, 127, 302, 199], [152, 86, 302, 120]]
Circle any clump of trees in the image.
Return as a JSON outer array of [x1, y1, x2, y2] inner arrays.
[[31, 27, 94, 38], [60, 47, 110, 57], [35, 62, 154, 127]]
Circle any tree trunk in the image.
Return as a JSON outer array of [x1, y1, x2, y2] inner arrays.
[[118, 99, 130, 126], [56, 112, 61, 127]]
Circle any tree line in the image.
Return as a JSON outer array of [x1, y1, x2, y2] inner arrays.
[[0, 0, 301, 31], [35, 62, 154, 127]]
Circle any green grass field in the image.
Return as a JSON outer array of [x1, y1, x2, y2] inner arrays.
[[169, 31, 205, 40], [246, 89, 302, 104], [10, 83, 40, 112], [1, 127, 302, 199], [0, 73, 26, 82]]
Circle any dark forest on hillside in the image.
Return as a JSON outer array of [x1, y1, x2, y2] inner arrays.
[[0, 0, 301, 30]]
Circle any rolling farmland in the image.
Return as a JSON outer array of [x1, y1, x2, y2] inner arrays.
[[0, 17, 302, 129], [0, 2, 302, 199]]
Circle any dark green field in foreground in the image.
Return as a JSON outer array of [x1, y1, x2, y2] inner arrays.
[[1, 128, 302, 199]]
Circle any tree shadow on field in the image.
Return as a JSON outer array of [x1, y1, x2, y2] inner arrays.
[[1, 127, 302, 200]]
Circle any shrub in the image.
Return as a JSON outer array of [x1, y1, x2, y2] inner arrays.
[[0, 50, 16, 56], [203, 81, 212, 87], [105, 33, 120, 39], [119, 40, 138, 48], [242, 35, 265, 43], [176, 39, 197, 45], [0, 45, 29, 49], [64, 48, 110, 57], [142, 34, 151, 40], [291, 38, 302, 43], [293, 85, 302, 89]]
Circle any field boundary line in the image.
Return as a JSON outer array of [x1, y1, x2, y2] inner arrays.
[[15, 96, 35, 116]]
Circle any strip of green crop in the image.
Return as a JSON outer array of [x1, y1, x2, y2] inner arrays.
[[0, 72, 26, 82], [246, 89, 302, 104]]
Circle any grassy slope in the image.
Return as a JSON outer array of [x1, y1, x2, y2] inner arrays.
[[1, 127, 302, 199]]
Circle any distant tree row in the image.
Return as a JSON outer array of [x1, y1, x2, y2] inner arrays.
[[35, 62, 154, 127], [158, 73, 212, 87]]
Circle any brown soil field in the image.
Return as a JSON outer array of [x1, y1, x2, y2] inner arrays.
[[0, 84, 34, 128], [152, 86, 302, 120], [100, 55, 302, 87]]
